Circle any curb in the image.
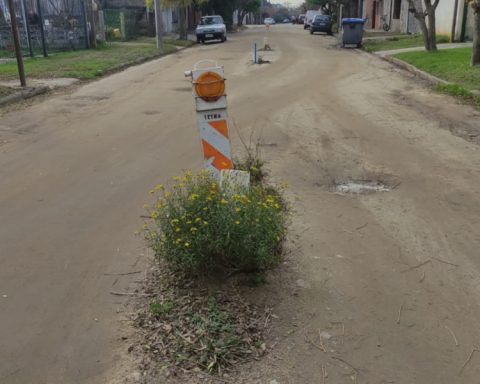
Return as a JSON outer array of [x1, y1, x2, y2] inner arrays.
[[0, 86, 49, 107], [380, 55, 447, 85], [371, 52, 480, 100]]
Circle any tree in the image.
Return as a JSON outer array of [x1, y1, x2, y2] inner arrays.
[[236, 0, 260, 26], [162, 0, 192, 39], [468, 0, 480, 65], [407, 0, 440, 51], [199, 0, 236, 29]]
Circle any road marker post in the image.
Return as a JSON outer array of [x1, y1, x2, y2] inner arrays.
[[185, 60, 233, 178]]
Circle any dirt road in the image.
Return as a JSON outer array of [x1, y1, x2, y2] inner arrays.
[[1, 25, 480, 384]]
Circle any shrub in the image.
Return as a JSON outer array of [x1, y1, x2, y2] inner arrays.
[[145, 170, 288, 275]]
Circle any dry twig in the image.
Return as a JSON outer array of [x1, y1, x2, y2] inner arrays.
[[445, 325, 459, 347], [396, 302, 404, 325], [109, 291, 148, 297], [355, 223, 369, 231], [104, 271, 142, 276], [322, 364, 327, 384], [401, 259, 431, 273], [331, 356, 360, 372], [419, 271, 426, 283], [431, 256, 459, 267], [459, 346, 480, 375], [304, 331, 326, 352]]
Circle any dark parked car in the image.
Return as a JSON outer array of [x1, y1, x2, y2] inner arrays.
[[310, 15, 333, 35]]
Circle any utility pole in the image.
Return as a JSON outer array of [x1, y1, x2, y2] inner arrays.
[[7, 0, 26, 86], [154, 0, 163, 51]]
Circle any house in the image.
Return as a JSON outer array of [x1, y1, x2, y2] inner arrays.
[[361, 0, 474, 41], [101, 0, 175, 34]]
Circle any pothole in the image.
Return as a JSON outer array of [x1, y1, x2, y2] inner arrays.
[[334, 179, 393, 194]]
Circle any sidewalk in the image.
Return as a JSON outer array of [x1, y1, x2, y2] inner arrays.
[[375, 42, 471, 57]]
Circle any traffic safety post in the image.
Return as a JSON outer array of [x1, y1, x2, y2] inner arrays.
[[185, 61, 250, 190], [185, 61, 233, 177]]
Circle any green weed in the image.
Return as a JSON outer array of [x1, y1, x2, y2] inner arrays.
[[145, 170, 288, 275]]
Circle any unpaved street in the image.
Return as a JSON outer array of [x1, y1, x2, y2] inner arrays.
[[1, 25, 480, 384]]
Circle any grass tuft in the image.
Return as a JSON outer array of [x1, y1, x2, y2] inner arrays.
[[363, 34, 450, 52], [0, 38, 190, 80]]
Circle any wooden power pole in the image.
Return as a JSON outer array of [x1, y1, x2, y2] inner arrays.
[[154, 0, 163, 51], [7, 0, 26, 86]]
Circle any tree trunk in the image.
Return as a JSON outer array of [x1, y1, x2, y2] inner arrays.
[[179, 7, 187, 40], [427, 8, 437, 51], [472, 5, 480, 66], [425, 2, 437, 50], [238, 10, 245, 27], [417, 16, 431, 50]]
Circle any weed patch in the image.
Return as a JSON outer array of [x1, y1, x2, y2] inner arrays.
[[145, 170, 288, 276], [133, 267, 271, 377], [433, 83, 480, 109]]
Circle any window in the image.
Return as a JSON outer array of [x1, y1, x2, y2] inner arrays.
[[393, 0, 401, 19]]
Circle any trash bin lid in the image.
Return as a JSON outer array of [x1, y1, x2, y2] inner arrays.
[[342, 18, 365, 25]]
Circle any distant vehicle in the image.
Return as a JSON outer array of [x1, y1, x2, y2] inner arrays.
[[298, 14, 306, 24], [282, 18, 291, 23], [304, 10, 321, 29], [195, 15, 227, 43], [264, 17, 276, 25], [310, 15, 333, 35]]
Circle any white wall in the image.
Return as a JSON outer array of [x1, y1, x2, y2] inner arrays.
[[435, 0, 456, 36]]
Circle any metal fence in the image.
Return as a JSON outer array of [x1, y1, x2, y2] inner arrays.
[[104, 8, 152, 41], [0, 0, 88, 58]]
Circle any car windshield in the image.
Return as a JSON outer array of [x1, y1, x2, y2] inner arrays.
[[314, 16, 330, 22], [200, 17, 223, 25]]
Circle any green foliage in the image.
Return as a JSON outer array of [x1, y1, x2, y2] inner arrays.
[[145, 170, 288, 275], [0, 40, 182, 80], [433, 84, 480, 108], [150, 300, 174, 315], [394, 47, 480, 91], [363, 34, 449, 52]]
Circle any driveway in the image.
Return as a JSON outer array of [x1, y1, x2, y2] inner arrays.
[[1, 25, 480, 384]]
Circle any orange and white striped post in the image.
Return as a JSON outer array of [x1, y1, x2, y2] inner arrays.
[[185, 61, 233, 177]]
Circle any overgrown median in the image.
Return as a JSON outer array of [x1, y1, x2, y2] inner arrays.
[[133, 160, 290, 380]]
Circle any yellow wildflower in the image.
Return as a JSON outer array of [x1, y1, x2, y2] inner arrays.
[[195, 217, 202, 223], [184, 242, 190, 247], [221, 199, 228, 204], [175, 227, 181, 232], [190, 227, 198, 232], [173, 176, 181, 181], [235, 208, 241, 213], [235, 220, 240, 225]]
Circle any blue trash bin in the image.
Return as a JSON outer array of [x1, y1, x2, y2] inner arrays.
[[341, 18, 365, 48]]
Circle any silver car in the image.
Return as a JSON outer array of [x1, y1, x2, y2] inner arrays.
[[196, 15, 227, 43]]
